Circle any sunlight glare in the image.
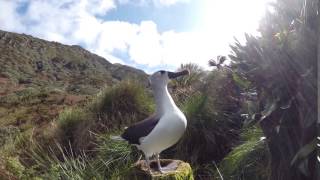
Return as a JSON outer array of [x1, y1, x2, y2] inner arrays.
[[198, 0, 273, 43]]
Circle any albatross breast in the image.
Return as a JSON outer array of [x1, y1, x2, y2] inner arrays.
[[138, 110, 187, 157]]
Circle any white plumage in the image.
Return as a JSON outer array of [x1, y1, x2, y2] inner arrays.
[[120, 69, 189, 173]]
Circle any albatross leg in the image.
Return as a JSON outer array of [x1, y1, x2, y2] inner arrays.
[[135, 154, 142, 164], [156, 153, 164, 173], [145, 156, 152, 174], [156, 153, 178, 173]]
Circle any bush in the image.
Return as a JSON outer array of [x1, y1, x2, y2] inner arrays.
[[20, 133, 138, 180], [229, 0, 317, 178], [217, 126, 270, 180], [5, 156, 25, 178], [0, 87, 50, 106], [170, 63, 205, 105], [54, 81, 153, 154], [166, 69, 243, 178], [22, 141, 95, 180], [56, 108, 88, 148], [89, 80, 153, 125], [92, 134, 138, 179], [80, 80, 154, 137]]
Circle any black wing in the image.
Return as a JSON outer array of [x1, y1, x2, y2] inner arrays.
[[121, 114, 160, 145]]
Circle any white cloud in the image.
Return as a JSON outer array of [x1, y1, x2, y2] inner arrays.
[[85, 0, 116, 16], [97, 21, 139, 52], [115, 0, 190, 6], [0, 0, 272, 72], [153, 0, 190, 6], [0, 1, 25, 33], [129, 21, 163, 66]]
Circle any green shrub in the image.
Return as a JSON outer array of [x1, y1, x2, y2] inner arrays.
[[92, 134, 138, 179], [0, 93, 19, 106], [89, 80, 154, 124], [75, 81, 154, 147], [5, 156, 25, 178], [170, 63, 205, 105], [0, 87, 50, 106], [54, 81, 153, 154], [229, 0, 317, 178], [22, 140, 95, 180], [217, 126, 270, 180], [57, 108, 88, 148], [16, 87, 41, 103], [20, 133, 137, 180], [171, 70, 243, 165]]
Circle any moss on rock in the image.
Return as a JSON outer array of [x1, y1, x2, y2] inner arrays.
[[126, 159, 193, 180]]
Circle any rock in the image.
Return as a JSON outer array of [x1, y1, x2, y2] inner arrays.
[[126, 159, 194, 180], [35, 61, 44, 72]]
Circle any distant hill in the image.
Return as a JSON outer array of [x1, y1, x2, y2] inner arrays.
[[0, 30, 148, 129], [0, 30, 148, 95]]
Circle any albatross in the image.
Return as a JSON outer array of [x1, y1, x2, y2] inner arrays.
[[120, 69, 189, 173]]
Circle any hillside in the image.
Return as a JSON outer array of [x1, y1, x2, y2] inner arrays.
[[0, 29, 148, 135], [0, 0, 317, 178]]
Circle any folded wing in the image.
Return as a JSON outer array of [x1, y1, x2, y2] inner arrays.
[[121, 114, 160, 145]]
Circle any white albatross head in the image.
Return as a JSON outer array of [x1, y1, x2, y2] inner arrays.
[[149, 69, 190, 89]]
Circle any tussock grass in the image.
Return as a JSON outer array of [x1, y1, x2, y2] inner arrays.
[[93, 134, 138, 179], [18, 133, 137, 179], [0, 87, 54, 108], [217, 126, 270, 180], [56, 108, 89, 148], [89, 80, 153, 122], [171, 70, 243, 164], [21, 140, 97, 179], [53, 81, 153, 153], [163, 69, 244, 178]]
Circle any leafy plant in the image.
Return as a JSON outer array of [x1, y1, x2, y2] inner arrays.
[[167, 69, 243, 178], [229, 0, 318, 179], [217, 126, 270, 180], [170, 63, 205, 105]]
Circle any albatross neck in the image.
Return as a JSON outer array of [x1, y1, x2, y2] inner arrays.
[[154, 85, 177, 115]]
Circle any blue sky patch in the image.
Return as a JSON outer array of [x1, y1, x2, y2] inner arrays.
[[105, 1, 200, 32]]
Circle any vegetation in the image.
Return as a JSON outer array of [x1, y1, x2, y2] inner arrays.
[[229, 0, 318, 179], [217, 126, 269, 180], [169, 69, 243, 172], [0, 0, 318, 179]]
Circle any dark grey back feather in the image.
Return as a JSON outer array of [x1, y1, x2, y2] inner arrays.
[[121, 114, 160, 145]]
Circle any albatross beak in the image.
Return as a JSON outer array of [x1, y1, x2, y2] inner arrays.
[[168, 69, 190, 79]]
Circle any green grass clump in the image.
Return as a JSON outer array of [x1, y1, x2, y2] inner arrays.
[[93, 134, 138, 179], [5, 156, 25, 178], [164, 70, 243, 178], [57, 108, 87, 131], [0, 93, 19, 106], [22, 141, 94, 180], [0, 87, 50, 107], [172, 71, 243, 163], [56, 108, 88, 149], [217, 126, 270, 180], [0, 126, 20, 147], [54, 81, 153, 154], [89, 80, 154, 125], [20, 133, 137, 180], [21, 81, 154, 179]]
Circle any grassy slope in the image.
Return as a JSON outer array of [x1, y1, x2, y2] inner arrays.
[[0, 29, 148, 130], [0, 30, 148, 179], [0, 30, 272, 179]]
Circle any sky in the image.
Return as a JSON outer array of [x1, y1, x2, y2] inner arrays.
[[0, 0, 272, 73]]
